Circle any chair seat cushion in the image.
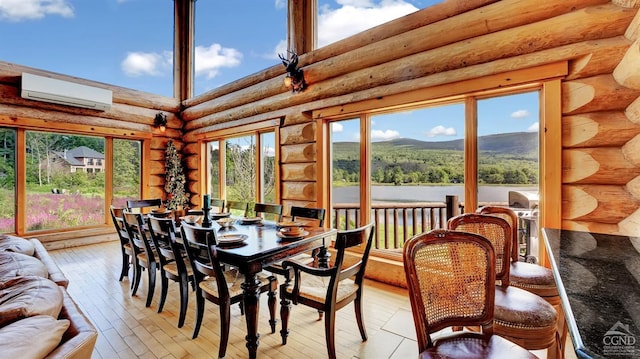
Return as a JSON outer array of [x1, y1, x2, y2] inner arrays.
[[494, 285, 557, 328], [284, 273, 358, 303], [0, 276, 64, 327], [163, 260, 193, 277], [0, 235, 35, 256], [0, 315, 70, 359], [0, 252, 48, 280], [421, 331, 537, 358], [200, 270, 272, 298], [510, 262, 558, 297]]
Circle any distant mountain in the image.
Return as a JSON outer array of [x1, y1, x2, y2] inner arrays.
[[334, 131, 538, 156]]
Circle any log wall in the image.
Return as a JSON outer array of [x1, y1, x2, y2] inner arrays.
[[180, 0, 640, 235], [2, 0, 640, 239]]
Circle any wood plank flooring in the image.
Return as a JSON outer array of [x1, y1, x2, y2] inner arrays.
[[49, 240, 420, 359]]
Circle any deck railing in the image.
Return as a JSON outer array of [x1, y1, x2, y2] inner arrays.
[[332, 197, 508, 250]]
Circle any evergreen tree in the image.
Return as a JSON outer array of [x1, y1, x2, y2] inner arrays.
[[164, 140, 189, 210]]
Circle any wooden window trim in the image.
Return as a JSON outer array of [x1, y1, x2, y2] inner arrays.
[[315, 63, 566, 279]]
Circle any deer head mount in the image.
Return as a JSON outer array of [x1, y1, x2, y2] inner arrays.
[[278, 50, 306, 93]]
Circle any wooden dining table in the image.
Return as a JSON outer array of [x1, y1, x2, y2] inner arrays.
[[207, 219, 338, 359]]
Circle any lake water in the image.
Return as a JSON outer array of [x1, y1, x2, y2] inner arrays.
[[333, 185, 538, 204]]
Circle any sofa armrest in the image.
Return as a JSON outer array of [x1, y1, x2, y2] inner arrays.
[[29, 238, 69, 288], [46, 288, 98, 359]]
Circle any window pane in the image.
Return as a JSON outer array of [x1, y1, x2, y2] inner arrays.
[[370, 104, 464, 246], [477, 91, 540, 260], [25, 132, 105, 231], [113, 139, 141, 207], [261, 132, 276, 203], [225, 136, 256, 207], [0, 128, 16, 233], [208, 141, 221, 199], [477, 92, 540, 207], [195, 2, 286, 96], [331, 119, 360, 229]]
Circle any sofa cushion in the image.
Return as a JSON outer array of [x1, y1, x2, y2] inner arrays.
[[0, 314, 70, 359], [0, 276, 63, 327], [0, 252, 48, 280], [0, 235, 35, 256]]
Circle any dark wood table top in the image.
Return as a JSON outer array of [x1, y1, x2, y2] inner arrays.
[[542, 228, 640, 358], [207, 221, 337, 274]]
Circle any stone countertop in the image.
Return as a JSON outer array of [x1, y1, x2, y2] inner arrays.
[[542, 228, 640, 358]]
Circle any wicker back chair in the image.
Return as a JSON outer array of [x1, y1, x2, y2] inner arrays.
[[403, 229, 537, 358], [448, 213, 512, 286], [477, 206, 564, 353], [448, 213, 560, 358]]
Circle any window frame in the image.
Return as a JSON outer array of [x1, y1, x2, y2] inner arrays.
[[314, 63, 565, 262], [198, 118, 281, 205], [0, 114, 151, 237]]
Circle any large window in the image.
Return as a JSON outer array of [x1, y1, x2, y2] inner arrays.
[[0, 128, 16, 233], [0, 126, 145, 236], [206, 127, 277, 211], [325, 88, 541, 251]]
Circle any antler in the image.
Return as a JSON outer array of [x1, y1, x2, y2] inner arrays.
[[279, 51, 299, 73]]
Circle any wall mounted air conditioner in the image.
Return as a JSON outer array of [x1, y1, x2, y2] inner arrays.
[[21, 72, 112, 111]]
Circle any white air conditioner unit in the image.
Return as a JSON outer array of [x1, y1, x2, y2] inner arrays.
[[21, 72, 112, 111]]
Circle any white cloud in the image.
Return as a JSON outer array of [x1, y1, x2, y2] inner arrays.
[[331, 122, 344, 133], [0, 0, 73, 21], [371, 129, 400, 140], [527, 122, 539, 132], [511, 109, 530, 119], [274, 0, 286, 10], [318, 0, 418, 47], [195, 43, 243, 79], [269, 39, 289, 60], [121, 51, 171, 77], [425, 125, 456, 137]]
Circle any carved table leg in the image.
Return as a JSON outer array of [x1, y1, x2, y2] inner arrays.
[[242, 272, 261, 359]]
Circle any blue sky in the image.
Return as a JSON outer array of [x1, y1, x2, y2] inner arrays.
[[0, 0, 538, 142]]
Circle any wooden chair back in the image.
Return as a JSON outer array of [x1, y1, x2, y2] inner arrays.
[[122, 211, 157, 266], [290, 206, 326, 227], [476, 206, 519, 262], [254, 203, 283, 222], [146, 216, 184, 271], [447, 213, 512, 285], [403, 229, 496, 352], [109, 205, 129, 245], [180, 222, 230, 298], [226, 200, 248, 217], [126, 198, 163, 213]]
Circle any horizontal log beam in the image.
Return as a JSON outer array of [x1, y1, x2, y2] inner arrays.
[[562, 111, 640, 147], [562, 74, 640, 114], [613, 39, 640, 89], [562, 184, 640, 223], [563, 148, 640, 184]]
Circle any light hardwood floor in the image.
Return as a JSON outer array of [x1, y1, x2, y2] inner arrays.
[[49, 241, 421, 359]]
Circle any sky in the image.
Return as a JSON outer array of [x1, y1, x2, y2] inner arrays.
[[0, 0, 538, 143]]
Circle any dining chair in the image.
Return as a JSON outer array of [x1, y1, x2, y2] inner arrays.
[[476, 205, 565, 354], [403, 229, 538, 358], [225, 200, 248, 217], [448, 213, 559, 358], [290, 205, 326, 227], [126, 198, 163, 213], [254, 202, 283, 222], [146, 215, 194, 328], [180, 222, 278, 356], [265, 205, 327, 277], [279, 222, 374, 359], [110, 205, 132, 282], [122, 211, 159, 307]]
